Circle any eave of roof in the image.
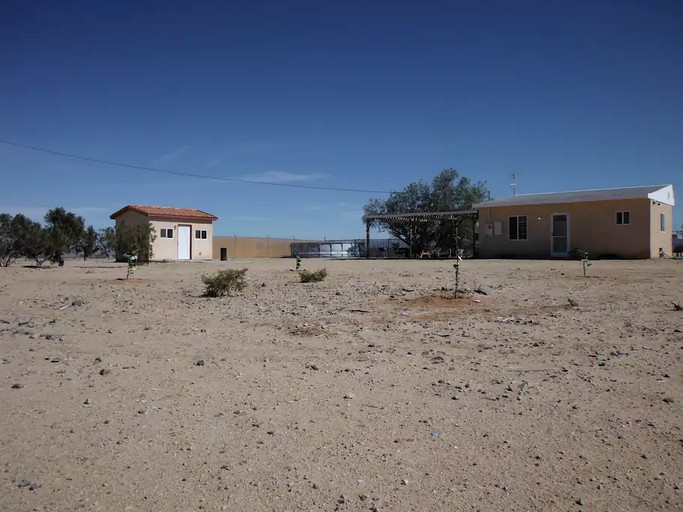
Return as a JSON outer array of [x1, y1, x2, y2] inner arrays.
[[473, 184, 674, 208], [110, 205, 218, 221]]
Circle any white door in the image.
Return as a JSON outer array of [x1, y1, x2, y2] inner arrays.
[[178, 225, 191, 260], [551, 214, 570, 257]]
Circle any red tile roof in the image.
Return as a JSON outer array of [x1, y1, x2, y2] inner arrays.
[[110, 205, 218, 221]]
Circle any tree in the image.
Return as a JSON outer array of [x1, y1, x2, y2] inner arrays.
[[0, 213, 53, 267], [97, 227, 116, 257], [0, 214, 16, 267], [79, 226, 99, 260], [112, 222, 156, 263], [44, 207, 86, 265], [0, 214, 22, 267], [5, 214, 49, 267], [363, 169, 488, 256], [24, 226, 52, 267]]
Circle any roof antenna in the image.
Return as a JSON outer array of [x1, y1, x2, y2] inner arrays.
[[511, 173, 517, 196]]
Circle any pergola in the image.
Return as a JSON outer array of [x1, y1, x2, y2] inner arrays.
[[364, 209, 478, 259]]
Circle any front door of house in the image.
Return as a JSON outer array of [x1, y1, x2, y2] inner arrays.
[[178, 225, 191, 260], [551, 214, 569, 257]]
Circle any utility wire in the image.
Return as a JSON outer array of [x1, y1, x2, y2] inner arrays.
[[0, 139, 390, 194]]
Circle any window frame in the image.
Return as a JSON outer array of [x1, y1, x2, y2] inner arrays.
[[616, 211, 630, 225], [660, 213, 666, 232], [508, 215, 528, 241], [195, 229, 208, 239], [160, 228, 174, 239]]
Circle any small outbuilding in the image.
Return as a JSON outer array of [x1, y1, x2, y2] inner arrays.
[[474, 185, 675, 259], [110, 205, 218, 261]]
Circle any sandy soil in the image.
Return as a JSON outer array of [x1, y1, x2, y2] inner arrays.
[[0, 257, 681, 511]]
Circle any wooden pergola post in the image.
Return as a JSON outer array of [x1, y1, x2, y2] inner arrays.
[[473, 211, 479, 258], [409, 222, 413, 258], [365, 220, 371, 259]]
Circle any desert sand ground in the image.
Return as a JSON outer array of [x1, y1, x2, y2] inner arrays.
[[0, 257, 681, 511]]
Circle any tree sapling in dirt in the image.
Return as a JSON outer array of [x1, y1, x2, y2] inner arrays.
[[124, 250, 138, 279], [578, 249, 592, 277]]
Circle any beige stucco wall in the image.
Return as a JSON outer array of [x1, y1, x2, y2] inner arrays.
[[213, 237, 312, 259], [478, 198, 654, 258], [190, 221, 214, 260], [148, 219, 214, 260], [649, 202, 673, 257], [113, 210, 149, 228]]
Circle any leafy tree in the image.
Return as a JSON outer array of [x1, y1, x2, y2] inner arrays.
[[0, 213, 50, 267], [80, 226, 99, 260], [4, 214, 49, 266], [44, 207, 86, 264], [1, 210, 105, 267], [97, 227, 116, 257], [112, 222, 156, 263], [24, 226, 52, 267], [363, 169, 488, 256], [0, 214, 22, 267], [0, 214, 16, 267]]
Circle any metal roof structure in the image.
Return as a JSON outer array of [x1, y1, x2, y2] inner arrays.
[[365, 209, 477, 222], [473, 184, 675, 208], [364, 209, 478, 259]]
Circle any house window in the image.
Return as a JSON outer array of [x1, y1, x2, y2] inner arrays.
[[616, 211, 630, 225], [660, 213, 666, 232], [195, 230, 207, 239], [509, 216, 527, 240], [160, 228, 174, 238]]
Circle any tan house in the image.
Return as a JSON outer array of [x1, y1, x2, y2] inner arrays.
[[474, 185, 675, 259], [110, 205, 218, 261]]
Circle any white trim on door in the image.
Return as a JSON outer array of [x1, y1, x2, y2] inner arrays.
[[550, 213, 570, 257]]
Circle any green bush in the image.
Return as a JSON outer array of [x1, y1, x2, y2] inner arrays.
[[202, 268, 248, 297], [111, 222, 156, 263], [300, 268, 327, 283]]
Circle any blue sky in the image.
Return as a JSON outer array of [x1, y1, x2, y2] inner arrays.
[[1, 0, 681, 238]]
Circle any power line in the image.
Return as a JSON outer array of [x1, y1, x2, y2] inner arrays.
[[0, 139, 390, 194]]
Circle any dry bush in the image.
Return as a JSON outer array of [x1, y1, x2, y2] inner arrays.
[[300, 268, 327, 283], [202, 268, 248, 297]]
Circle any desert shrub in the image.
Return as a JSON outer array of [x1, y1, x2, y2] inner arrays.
[[202, 268, 248, 297], [299, 268, 327, 283]]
